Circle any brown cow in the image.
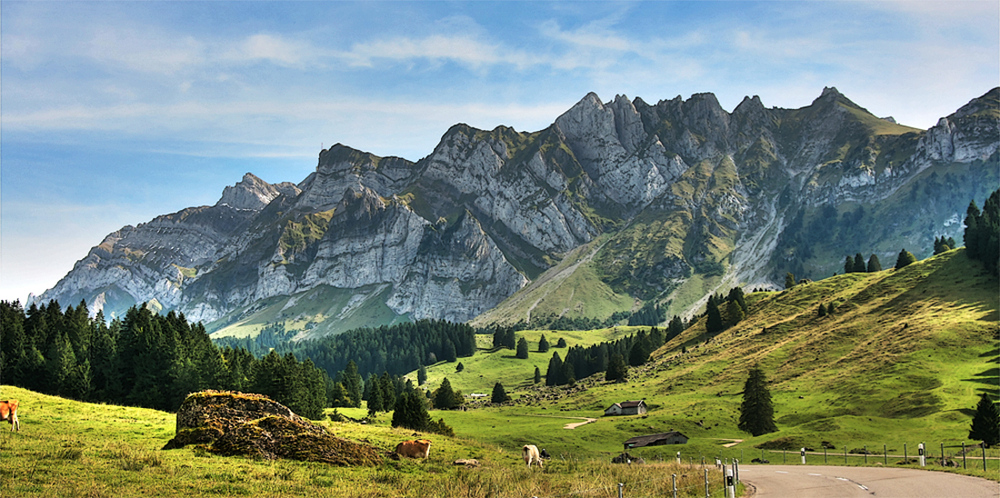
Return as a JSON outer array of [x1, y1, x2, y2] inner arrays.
[[0, 400, 19, 432], [522, 444, 542, 468], [395, 439, 431, 459]]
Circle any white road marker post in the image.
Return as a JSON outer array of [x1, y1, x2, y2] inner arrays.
[[918, 442, 925, 467], [677, 451, 682, 465], [725, 465, 735, 498], [801, 447, 806, 465]]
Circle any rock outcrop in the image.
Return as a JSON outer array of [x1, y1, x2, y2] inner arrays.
[[163, 391, 382, 466]]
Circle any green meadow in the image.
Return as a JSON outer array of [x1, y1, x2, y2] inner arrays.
[[1, 250, 997, 496]]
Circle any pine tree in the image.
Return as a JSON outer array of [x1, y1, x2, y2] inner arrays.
[[545, 352, 563, 386], [533, 366, 541, 384], [969, 393, 1000, 447], [556, 337, 567, 348], [785, 272, 796, 289], [738, 366, 777, 437], [456, 362, 464, 372], [538, 335, 550, 353], [844, 256, 854, 274], [417, 364, 427, 386], [628, 335, 650, 366], [392, 390, 430, 431], [818, 304, 827, 317], [705, 296, 724, 334], [516, 337, 529, 359], [867, 254, 881, 273], [667, 315, 684, 341], [895, 248, 917, 269], [853, 253, 866, 273], [433, 377, 460, 409], [606, 353, 627, 383], [726, 299, 745, 327], [826, 302, 836, 315], [965, 200, 982, 259], [491, 382, 509, 404], [343, 360, 363, 408]]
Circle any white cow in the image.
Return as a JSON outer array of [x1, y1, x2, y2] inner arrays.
[[522, 444, 543, 468]]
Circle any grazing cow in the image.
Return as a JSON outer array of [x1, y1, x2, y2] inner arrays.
[[522, 444, 543, 468], [0, 400, 19, 432], [540, 448, 551, 459], [395, 439, 431, 459]]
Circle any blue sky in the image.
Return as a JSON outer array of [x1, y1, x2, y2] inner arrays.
[[2, 1, 998, 303]]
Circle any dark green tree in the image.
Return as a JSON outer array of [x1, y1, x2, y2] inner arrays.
[[895, 248, 917, 269], [853, 253, 866, 273], [545, 352, 564, 386], [491, 382, 509, 404], [556, 337, 567, 348], [433, 377, 461, 409], [392, 390, 430, 431], [726, 299, 745, 327], [844, 256, 856, 274], [342, 360, 363, 408], [784, 272, 796, 289], [417, 364, 427, 386], [516, 337, 529, 359], [538, 335, 550, 353], [867, 254, 881, 273], [738, 366, 778, 437], [666, 315, 685, 341], [606, 353, 627, 383], [969, 393, 1000, 447], [965, 200, 982, 259], [628, 334, 650, 367], [533, 366, 541, 384], [826, 302, 836, 315], [818, 303, 827, 317], [455, 362, 464, 372], [705, 296, 724, 334]]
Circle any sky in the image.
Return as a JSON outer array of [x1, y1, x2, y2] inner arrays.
[[1, 0, 998, 304]]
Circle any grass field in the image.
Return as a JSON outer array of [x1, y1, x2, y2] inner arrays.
[[2, 250, 997, 496]]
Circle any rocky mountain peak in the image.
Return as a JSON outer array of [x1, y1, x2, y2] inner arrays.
[[216, 173, 283, 211]]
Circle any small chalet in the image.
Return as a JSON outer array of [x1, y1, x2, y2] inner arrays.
[[623, 431, 689, 450], [604, 400, 648, 416]]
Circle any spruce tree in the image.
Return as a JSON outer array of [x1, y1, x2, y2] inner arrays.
[[392, 390, 430, 431], [556, 337, 567, 348], [343, 360, 363, 408], [785, 272, 796, 289], [965, 200, 982, 259], [853, 253, 866, 273], [726, 299, 745, 327], [818, 304, 827, 317], [417, 364, 427, 386], [606, 353, 627, 383], [895, 248, 917, 269], [545, 352, 563, 386], [533, 366, 541, 384], [867, 254, 881, 273], [706, 296, 724, 334], [969, 393, 1000, 447], [433, 377, 460, 409], [538, 335, 550, 353], [844, 256, 854, 274], [516, 337, 529, 359], [628, 335, 650, 366], [738, 366, 777, 436], [491, 382, 509, 404]]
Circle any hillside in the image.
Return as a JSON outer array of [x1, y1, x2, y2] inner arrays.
[[32, 87, 999, 342], [423, 250, 998, 459]]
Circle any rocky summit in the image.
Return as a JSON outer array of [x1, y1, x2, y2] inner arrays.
[[34, 87, 999, 337]]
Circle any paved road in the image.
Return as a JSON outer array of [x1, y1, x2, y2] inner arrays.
[[740, 465, 999, 497]]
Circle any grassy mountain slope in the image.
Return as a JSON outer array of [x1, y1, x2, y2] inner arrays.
[[425, 250, 998, 463]]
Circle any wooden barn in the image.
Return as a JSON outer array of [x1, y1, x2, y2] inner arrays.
[[623, 431, 689, 450], [604, 400, 648, 416]]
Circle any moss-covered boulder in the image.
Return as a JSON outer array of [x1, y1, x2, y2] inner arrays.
[[163, 390, 381, 466]]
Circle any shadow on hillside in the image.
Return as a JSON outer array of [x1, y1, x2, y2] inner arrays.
[[873, 254, 998, 321], [962, 367, 999, 389], [979, 347, 999, 358]]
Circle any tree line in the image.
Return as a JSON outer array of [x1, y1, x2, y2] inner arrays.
[[964, 189, 1000, 277], [0, 300, 329, 418], [217, 319, 477, 382]]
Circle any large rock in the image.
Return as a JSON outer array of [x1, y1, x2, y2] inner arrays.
[[163, 391, 382, 466]]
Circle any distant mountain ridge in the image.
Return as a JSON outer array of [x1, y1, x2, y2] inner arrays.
[[34, 87, 999, 338]]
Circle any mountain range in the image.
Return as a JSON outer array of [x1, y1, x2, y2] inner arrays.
[[33, 87, 999, 339]]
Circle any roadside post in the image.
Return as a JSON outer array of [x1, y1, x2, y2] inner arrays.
[[962, 443, 967, 469], [704, 468, 710, 498], [725, 466, 735, 498], [940, 443, 945, 466], [884, 444, 887, 466], [919, 443, 925, 467], [983, 445, 988, 471], [734, 459, 739, 483], [672, 474, 678, 498], [677, 451, 681, 465], [800, 448, 806, 465]]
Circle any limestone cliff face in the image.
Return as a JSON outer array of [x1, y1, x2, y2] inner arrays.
[[35, 87, 999, 331]]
